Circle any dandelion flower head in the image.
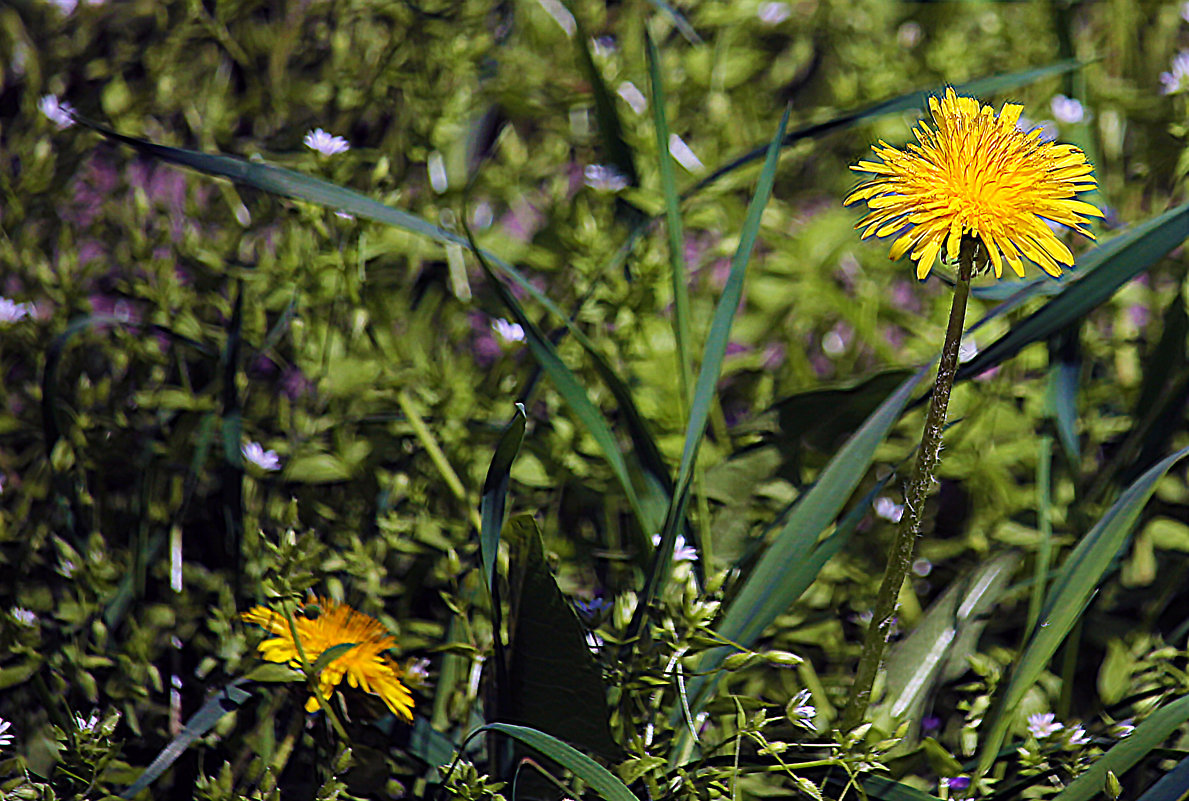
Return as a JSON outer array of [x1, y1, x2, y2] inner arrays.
[[845, 87, 1104, 280], [242, 596, 413, 721]]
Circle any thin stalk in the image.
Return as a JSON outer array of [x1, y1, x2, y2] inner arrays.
[[397, 389, 482, 531], [1024, 435, 1054, 641], [283, 602, 351, 742], [840, 236, 979, 731]]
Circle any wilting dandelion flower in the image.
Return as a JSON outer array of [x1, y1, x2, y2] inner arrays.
[[242, 597, 414, 720], [241, 441, 281, 471], [1027, 712, 1063, 738], [0, 718, 12, 749], [845, 87, 1103, 280], [303, 128, 350, 156]]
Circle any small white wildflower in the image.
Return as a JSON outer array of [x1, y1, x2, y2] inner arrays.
[[911, 558, 932, 577], [787, 689, 816, 730], [757, 1, 791, 25], [491, 318, 526, 343], [668, 133, 705, 173], [583, 163, 629, 193], [404, 657, 431, 686], [39, 94, 76, 129], [897, 21, 923, 48], [1111, 718, 1135, 738], [617, 81, 648, 114], [427, 151, 448, 193], [303, 128, 350, 156], [48, 0, 78, 14], [1182, 1, 1189, 24], [0, 296, 35, 322], [822, 328, 847, 356], [958, 338, 978, 363], [1016, 115, 1058, 143], [584, 630, 605, 653], [75, 712, 99, 733], [241, 442, 281, 471], [1161, 51, 1189, 95], [1050, 94, 1085, 125], [1027, 712, 1063, 739], [653, 532, 698, 562], [1064, 725, 1089, 746], [874, 496, 904, 522], [11, 607, 36, 626], [0, 718, 13, 749]]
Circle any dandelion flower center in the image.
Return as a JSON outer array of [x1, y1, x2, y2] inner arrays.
[[242, 596, 414, 721], [844, 88, 1104, 280]]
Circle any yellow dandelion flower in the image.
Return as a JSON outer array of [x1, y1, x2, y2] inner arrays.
[[844, 87, 1104, 280], [241, 596, 414, 721]]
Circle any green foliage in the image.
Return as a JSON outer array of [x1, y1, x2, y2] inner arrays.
[[6, 0, 1189, 799]]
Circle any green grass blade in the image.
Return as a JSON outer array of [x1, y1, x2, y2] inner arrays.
[[957, 203, 1189, 383], [646, 30, 694, 413], [643, 0, 701, 43], [636, 104, 791, 619], [480, 403, 527, 594], [681, 365, 929, 718], [464, 229, 652, 535], [119, 679, 254, 798], [573, 17, 637, 188], [1134, 751, 1189, 801], [1054, 694, 1189, 801], [476, 723, 642, 801], [687, 60, 1082, 196], [79, 116, 667, 537], [977, 445, 1189, 776]]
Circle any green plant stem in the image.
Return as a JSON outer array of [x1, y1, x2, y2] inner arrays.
[[283, 602, 351, 742], [396, 390, 482, 531], [840, 236, 977, 732]]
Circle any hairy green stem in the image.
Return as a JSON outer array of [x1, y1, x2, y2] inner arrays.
[[840, 236, 977, 732]]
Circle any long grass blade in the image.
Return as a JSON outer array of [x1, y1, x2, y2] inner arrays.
[[480, 403, 527, 594], [475, 723, 641, 801], [119, 679, 253, 798], [977, 445, 1189, 776], [679, 365, 929, 725], [957, 203, 1189, 383], [635, 104, 791, 622]]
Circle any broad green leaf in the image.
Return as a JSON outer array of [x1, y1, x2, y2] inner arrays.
[[977, 445, 1189, 776], [283, 452, 352, 484], [480, 404, 527, 594], [475, 723, 640, 801], [504, 516, 619, 758], [860, 775, 942, 801], [120, 680, 253, 798], [957, 203, 1189, 384], [638, 103, 791, 618], [1054, 694, 1189, 801]]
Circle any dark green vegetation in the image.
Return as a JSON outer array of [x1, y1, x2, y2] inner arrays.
[[4, 0, 1189, 799]]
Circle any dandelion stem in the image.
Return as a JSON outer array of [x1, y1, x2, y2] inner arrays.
[[841, 236, 977, 731]]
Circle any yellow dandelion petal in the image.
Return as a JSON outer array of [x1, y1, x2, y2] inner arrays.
[[843, 87, 1103, 279], [242, 597, 415, 722]]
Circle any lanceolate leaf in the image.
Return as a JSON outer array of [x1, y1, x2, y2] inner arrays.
[[480, 404, 527, 595], [503, 516, 618, 758], [977, 445, 1189, 776]]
